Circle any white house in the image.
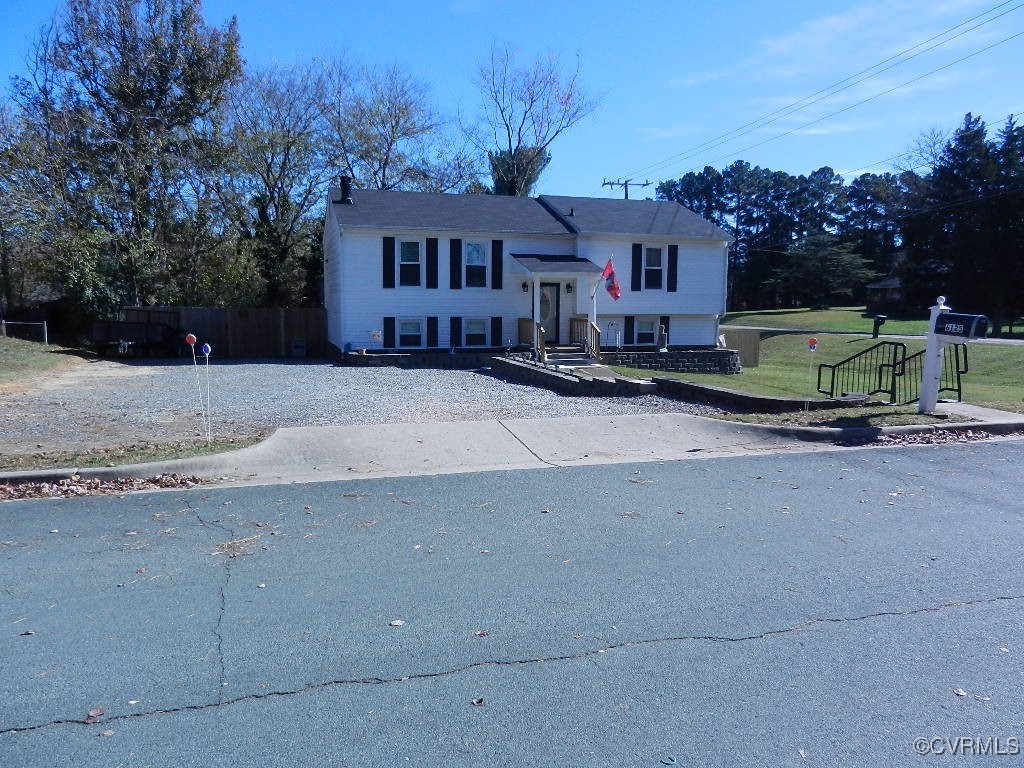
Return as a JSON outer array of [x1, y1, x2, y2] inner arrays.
[[322, 179, 731, 357]]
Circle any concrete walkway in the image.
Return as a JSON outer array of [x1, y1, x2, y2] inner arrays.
[[5, 403, 1023, 489]]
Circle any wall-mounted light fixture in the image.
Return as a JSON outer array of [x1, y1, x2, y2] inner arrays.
[[522, 282, 530, 293], [565, 283, 573, 294]]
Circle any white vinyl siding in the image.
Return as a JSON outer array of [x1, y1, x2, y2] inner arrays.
[[334, 230, 573, 350], [328, 225, 727, 351]]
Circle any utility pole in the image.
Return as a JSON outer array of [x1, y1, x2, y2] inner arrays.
[[602, 178, 651, 200]]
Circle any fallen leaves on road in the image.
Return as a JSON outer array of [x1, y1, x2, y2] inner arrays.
[[849, 429, 1008, 447], [1, 474, 203, 501], [84, 706, 106, 724], [953, 688, 968, 697], [471, 698, 485, 707], [388, 619, 406, 627], [211, 535, 260, 557]]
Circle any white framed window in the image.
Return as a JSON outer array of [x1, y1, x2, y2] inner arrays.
[[644, 246, 663, 290], [464, 318, 488, 346], [464, 241, 487, 287], [637, 319, 656, 345], [398, 318, 423, 347], [399, 240, 422, 286]]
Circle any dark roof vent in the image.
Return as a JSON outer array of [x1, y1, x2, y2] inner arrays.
[[568, 207, 574, 216]]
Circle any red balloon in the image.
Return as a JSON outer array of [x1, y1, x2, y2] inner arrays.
[[185, 333, 197, 345]]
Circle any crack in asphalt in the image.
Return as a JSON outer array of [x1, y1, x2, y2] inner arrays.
[[4, 593, 1022, 736], [186, 501, 235, 706]]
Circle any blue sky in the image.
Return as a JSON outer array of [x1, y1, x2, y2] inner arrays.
[[2, 0, 1021, 197]]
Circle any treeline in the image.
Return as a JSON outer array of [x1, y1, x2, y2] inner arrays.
[[658, 113, 1024, 334], [0, 0, 594, 325]]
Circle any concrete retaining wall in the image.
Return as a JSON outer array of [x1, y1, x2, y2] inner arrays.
[[604, 348, 742, 375], [343, 350, 499, 369], [653, 377, 867, 412]]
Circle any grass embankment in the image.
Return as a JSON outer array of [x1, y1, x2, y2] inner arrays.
[[722, 306, 930, 336], [0, 335, 83, 388], [610, 332, 1024, 422]]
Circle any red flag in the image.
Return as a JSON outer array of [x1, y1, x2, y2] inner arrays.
[[601, 259, 621, 300]]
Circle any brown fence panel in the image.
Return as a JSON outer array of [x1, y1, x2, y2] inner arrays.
[[178, 308, 229, 354], [720, 328, 761, 367], [120, 306, 326, 358]]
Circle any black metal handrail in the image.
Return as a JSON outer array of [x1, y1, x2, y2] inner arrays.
[[818, 341, 967, 405], [893, 344, 968, 404], [817, 341, 907, 403]]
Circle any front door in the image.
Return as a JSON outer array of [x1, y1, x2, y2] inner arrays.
[[539, 282, 561, 344]]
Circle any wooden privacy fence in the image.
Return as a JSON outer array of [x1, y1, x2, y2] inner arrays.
[[720, 328, 760, 367], [122, 306, 327, 358]]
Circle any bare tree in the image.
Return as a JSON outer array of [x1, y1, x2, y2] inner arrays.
[[215, 63, 335, 305], [897, 127, 950, 175], [322, 60, 479, 192], [474, 44, 599, 195]]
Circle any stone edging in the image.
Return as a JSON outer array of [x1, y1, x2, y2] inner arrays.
[[652, 377, 867, 413]]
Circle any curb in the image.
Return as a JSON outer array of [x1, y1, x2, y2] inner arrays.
[[3, 419, 1023, 487], [756, 419, 1024, 443]]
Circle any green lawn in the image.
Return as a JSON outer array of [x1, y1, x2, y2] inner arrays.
[[610, 332, 1024, 414], [722, 306, 930, 336], [0, 335, 81, 387]]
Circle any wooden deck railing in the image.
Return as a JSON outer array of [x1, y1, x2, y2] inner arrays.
[[569, 316, 601, 361]]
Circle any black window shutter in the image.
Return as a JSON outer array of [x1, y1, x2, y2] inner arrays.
[[449, 239, 462, 290], [491, 240, 503, 290], [382, 237, 396, 289], [383, 317, 396, 348], [449, 316, 462, 348], [667, 245, 679, 292], [631, 244, 642, 292], [624, 316, 635, 345], [426, 238, 438, 289], [426, 316, 438, 347], [660, 316, 670, 344], [490, 316, 502, 346]]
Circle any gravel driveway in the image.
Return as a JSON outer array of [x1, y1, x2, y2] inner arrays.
[[1, 358, 724, 453]]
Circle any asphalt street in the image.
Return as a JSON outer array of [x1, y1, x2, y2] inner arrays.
[[2, 440, 1023, 767]]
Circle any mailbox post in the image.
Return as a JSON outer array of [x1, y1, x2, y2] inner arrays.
[[919, 296, 988, 414]]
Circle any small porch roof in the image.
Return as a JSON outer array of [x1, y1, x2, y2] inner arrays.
[[511, 254, 604, 279]]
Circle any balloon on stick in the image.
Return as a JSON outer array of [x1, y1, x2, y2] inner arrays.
[[185, 332, 207, 438], [201, 343, 212, 442]]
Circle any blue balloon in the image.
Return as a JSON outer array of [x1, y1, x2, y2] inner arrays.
[[201, 343, 212, 356]]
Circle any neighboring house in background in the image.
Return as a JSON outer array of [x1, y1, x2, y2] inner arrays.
[[865, 276, 903, 314], [322, 178, 732, 356]]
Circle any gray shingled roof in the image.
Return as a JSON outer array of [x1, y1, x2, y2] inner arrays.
[[329, 188, 573, 235], [538, 195, 732, 240]]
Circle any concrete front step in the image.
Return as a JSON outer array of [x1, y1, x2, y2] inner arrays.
[[549, 358, 598, 367]]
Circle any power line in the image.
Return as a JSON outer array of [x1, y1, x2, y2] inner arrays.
[[687, 30, 1024, 176], [621, 1, 1023, 179]]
